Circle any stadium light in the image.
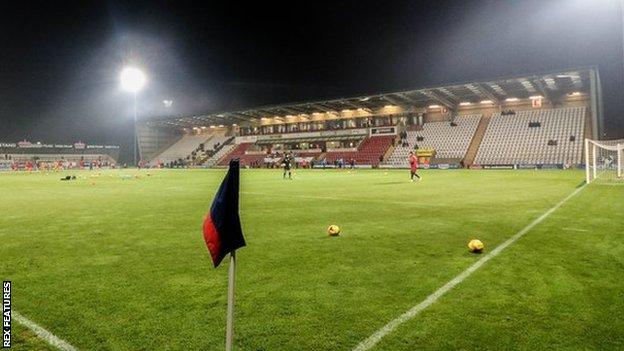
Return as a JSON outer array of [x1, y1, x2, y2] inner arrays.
[[459, 101, 472, 106], [529, 95, 544, 100], [428, 104, 441, 109], [480, 100, 494, 104], [505, 97, 519, 102], [120, 67, 146, 93], [120, 66, 147, 167]]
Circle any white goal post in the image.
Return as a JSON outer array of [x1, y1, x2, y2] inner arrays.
[[585, 138, 623, 183]]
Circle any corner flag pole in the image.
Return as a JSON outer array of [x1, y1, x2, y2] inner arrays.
[[225, 250, 236, 351], [202, 159, 245, 350]]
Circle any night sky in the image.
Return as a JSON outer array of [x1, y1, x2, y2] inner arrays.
[[1, 0, 623, 160]]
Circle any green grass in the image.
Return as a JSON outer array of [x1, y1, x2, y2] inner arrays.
[[0, 169, 622, 350]]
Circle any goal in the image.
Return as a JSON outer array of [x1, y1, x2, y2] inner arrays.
[[585, 139, 623, 183]]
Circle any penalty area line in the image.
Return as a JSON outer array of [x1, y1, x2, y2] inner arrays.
[[353, 184, 586, 351], [13, 311, 78, 351]]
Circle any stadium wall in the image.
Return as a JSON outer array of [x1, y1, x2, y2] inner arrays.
[[136, 124, 182, 161], [0, 143, 120, 161]]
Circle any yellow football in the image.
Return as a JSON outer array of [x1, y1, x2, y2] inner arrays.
[[468, 239, 484, 253], [327, 225, 341, 236]]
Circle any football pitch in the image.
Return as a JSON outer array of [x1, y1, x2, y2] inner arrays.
[[1, 168, 623, 350]]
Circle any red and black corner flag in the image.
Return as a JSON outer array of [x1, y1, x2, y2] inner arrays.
[[203, 159, 246, 267]]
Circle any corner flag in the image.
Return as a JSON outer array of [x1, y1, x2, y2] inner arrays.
[[203, 159, 246, 267]]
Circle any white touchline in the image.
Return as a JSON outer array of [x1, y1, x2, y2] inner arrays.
[[353, 185, 586, 351], [13, 311, 78, 351]]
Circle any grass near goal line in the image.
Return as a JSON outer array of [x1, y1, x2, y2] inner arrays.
[[1, 169, 622, 350]]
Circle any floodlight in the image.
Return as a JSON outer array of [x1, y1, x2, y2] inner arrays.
[[120, 66, 146, 167], [120, 67, 146, 93]]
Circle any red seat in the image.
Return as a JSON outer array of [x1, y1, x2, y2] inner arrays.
[[325, 136, 393, 166]]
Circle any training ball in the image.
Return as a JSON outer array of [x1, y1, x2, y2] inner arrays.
[[327, 225, 341, 236], [468, 239, 484, 253]]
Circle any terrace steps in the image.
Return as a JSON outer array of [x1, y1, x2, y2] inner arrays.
[[463, 114, 491, 166]]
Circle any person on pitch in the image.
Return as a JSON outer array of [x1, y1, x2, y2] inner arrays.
[[408, 151, 421, 182], [282, 152, 292, 179]]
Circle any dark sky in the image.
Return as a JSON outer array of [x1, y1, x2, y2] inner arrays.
[[1, 0, 623, 159]]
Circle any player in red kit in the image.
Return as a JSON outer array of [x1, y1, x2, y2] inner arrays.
[[408, 151, 421, 182]]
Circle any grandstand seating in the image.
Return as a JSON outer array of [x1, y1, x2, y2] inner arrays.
[[218, 143, 256, 166], [294, 151, 322, 158], [238, 153, 268, 167], [190, 135, 232, 165], [152, 133, 215, 164], [204, 143, 236, 167], [218, 145, 328, 167], [324, 135, 394, 166], [204, 135, 229, 151], [384, 115, 481, 166], [474, 107, 585, 165]]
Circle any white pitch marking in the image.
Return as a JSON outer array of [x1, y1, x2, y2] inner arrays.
[[353, 185, 586, 351], [563, 227, 589, 232], [13, 311, 78, 351]]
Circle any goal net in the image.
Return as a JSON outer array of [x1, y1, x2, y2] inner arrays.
[[585, 139, 623, 183]]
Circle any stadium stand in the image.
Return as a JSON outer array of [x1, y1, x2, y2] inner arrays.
[[218, 143, 255, 166], [474, 107, 585, 165], [152, 133, 216, 164], [238, 152, 268, 167], [1, 141, 120, 169], [136, 70, 600, 170], [384, 115, 481, 166], [6, 154, 115, 164], [189, 135, 232, 165], [204, 143, 237, 167], [324, 135, 394, 166], [293, 150, 322, 159], [204, 135, 229, 151]]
